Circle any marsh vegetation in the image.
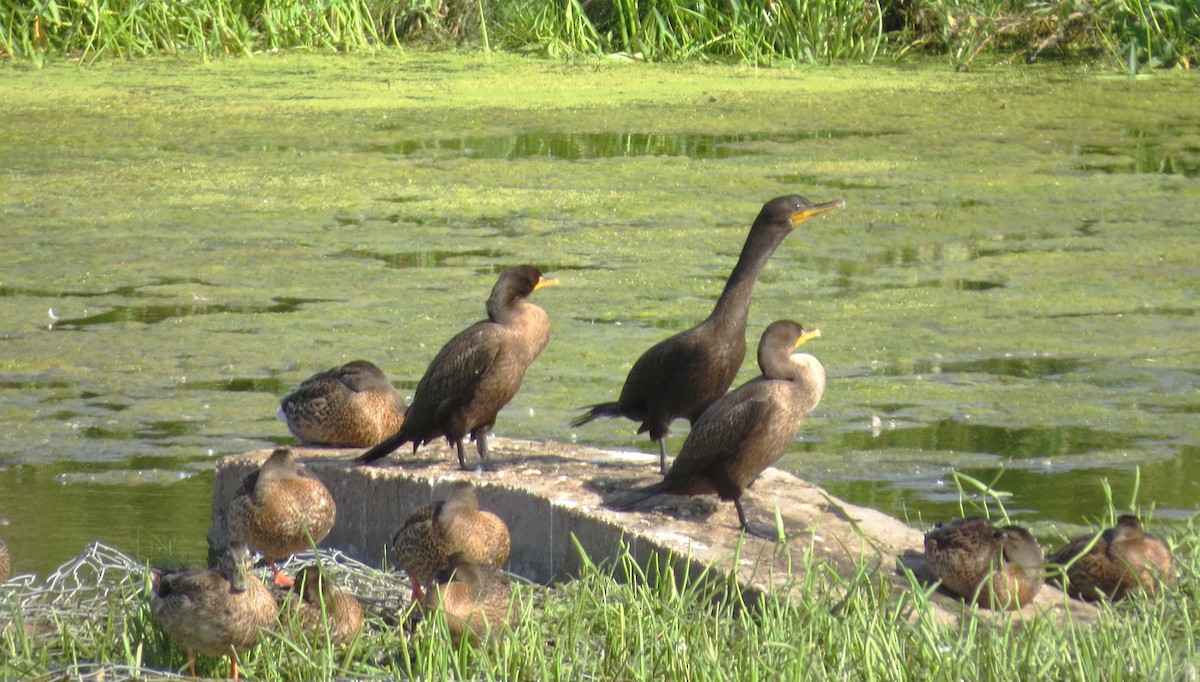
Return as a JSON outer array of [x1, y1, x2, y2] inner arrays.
[[2, 0, 1197, 69], [1, 519, 1196, 681]]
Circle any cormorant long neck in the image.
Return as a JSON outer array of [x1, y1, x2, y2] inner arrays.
[[706, 229, 787, 334], [486, 286, 522, 324], [761, 351, 826, 414]]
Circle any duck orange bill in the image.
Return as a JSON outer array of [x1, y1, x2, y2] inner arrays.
[[533, 277, 560, 291], [789, 199, 846, 227], [795, 329, 821, 348]]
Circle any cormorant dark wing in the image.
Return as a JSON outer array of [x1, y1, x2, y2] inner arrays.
[[414, 324, 501, 423], [666, 385, 772, 479]]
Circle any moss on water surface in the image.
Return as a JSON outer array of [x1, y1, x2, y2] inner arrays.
[[0, 53, 1197, 576]]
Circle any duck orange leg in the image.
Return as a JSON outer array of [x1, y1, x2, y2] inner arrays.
[[271, 562, 294, 588]]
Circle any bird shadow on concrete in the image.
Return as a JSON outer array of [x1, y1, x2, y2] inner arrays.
[[582, 475, 721, 525]]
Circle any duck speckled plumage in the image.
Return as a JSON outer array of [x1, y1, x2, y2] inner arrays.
[[278, 360, 405, 447], [280, 565, 365, 646], [229, 448, 336, 585], [422, 558, 515, 645], [392, 480, 510, 602], [1048, 515, 1175, 602], [924, 517, 1044, 610], [150, 542, 278, 681]]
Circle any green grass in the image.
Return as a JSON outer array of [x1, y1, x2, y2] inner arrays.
[[2, 510, 1197, 681], [1, 0, 1195, 67]]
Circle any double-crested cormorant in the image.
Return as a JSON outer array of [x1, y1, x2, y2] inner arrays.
[[280, 565, 365, 646], [392, 479, 511, 602], [923, 517, 1044, 610], [151, 542, 278, 681], [228, 448, 336, 587], [423, 557, 515, 645], [572, 196, 844, 474], [277, 360, 405, 447], [1048, 514, 1175, 601], [356, 266, 557, 470], [608, 320, 825, 539]]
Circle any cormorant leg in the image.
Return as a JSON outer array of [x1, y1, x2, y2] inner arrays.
[[735, 498, 785, 542], [476, 432, 490, 464], [455, 439, 467, 470], [657, 439, 668, 475]]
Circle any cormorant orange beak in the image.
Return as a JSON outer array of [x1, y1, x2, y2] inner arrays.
[[533, 276, 559, 291], [789, 199, 845, 228], [794, 329, 821, 348]]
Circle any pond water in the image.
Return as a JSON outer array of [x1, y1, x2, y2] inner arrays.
[[1, 54, 1197, 577]]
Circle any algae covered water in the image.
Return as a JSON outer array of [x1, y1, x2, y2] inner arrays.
[[1, 54, 1197, 577]]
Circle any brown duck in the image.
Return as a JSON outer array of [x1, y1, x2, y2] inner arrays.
[[1048, 514, 1175, 601], [357, 266, 558, 470], [392, 479, 510, 602], [572, 196, 844, 474], [923, 517, 1044, 610], [422, 557, 515, 645], [280, 564, 365, 646], [608, 320, 825, 539], [228, 448, 336, 586], [278, 360, 405, 447], [150, 542, 278, 681]]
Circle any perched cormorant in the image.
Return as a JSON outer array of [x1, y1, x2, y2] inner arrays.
[[923, 517, 1044, 610], [572, 196, 844, 474], [277, 360, 405, 447], [608, 320, 825, 539], [1048, 514, 1175, 601], [357, 266, 557, 469]]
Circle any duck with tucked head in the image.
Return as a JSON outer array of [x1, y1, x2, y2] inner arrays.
[[1048, 514, 1175, 601], [278, 360, 405, 447], [357, 266, 557, 470], [229, 448, 336, 587], [422, 556, 515, 645], [607, 320, 825, 539], [280, 564, 365, 646], [573, 196, 844, 475], [392, 479, 510, 602], [923, 517, 1044, 610], [151, 542, 278, 681]]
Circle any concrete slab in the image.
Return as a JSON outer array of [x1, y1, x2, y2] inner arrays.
[[207, 437, 1097, 625]]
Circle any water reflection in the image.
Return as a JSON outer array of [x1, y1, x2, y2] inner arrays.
[[180, 377, 290, 394], [1075, 127, 1200, 177], [0, 462, 213, 578], [872, 355, 1084, 379], [49, 297, 326, 330], [818, 453, 1197, 528], [0, 276, 215, 301], [841, 419, 1141, 459], [82, 419, 204, 441], [337, 247, 507, 269], [368, 130, 887, 160]]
